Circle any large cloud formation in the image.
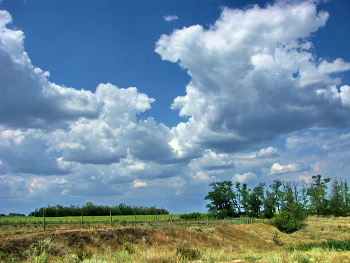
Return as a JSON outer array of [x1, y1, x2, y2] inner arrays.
[[0, 11, 103, 130], [1, 1, 350, 214], [156, 1, 350, 153]]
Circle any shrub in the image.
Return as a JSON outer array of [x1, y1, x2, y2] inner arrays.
[[273, 210, 303, 233], [180, 212, 204, 220]]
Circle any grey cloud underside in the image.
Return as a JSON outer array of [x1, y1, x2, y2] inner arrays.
[[0, 47, 102, 130]]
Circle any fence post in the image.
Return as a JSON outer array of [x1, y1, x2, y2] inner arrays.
[[43, 208, 46, 231], [81, 209, 84, 227], [134, 210, 137, 228], [110, 210, 112, 227]]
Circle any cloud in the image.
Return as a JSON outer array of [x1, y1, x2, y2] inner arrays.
[[269, 162, 311, 175], [48, 83, 156, 165], [233, 172, 258, 183], [164, 15, 178, 22], [0, 11, 103, 130], [190, 149, 234, 171], [256, 147, 279, 158], [156, 1, 350, 154], [0, 129, 71, 175], [132, 180, 147, 188], [1, 1, 350, 214]]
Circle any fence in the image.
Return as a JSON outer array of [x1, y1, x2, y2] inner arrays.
[[0, 214, 255, 231]]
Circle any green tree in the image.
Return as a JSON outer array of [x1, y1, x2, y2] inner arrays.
[[269, 180, 283, 212], [204, 181, 236, 218], [245, 183, 265, 218], [263, 190, 276, 218], [329, 179, 350, 217], [307, 175, 331, 216], [239, 183, 251, 215]]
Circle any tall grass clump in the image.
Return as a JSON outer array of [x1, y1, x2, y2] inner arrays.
[[291, 239, 350, 251]]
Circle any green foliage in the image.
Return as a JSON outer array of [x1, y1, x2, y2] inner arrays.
[[23, 238, 53, 263], [176, 246, 201, 260], [0, 251, 7, 260], [188, 226, 203, 233], [291, 239, 350, 251], [180, 212, 204, 220], [29, 202, 169, 217], [204, 181, 237, 218], [307, 175, 331, 216], [245, 183, 265, 218], [64, 253, 81, 263], [273, 210, 303, 233], [205, 175, 350, 220], [272, 232, 283, 246]]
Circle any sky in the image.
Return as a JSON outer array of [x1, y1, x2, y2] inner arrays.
[[1, 0, 350, 215]]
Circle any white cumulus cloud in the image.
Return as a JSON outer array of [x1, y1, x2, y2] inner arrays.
[[156, 1, 350, 154], [270, 162, 311, 175]]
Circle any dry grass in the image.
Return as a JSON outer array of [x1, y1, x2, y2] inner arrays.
[[1, 216, 350, 262]]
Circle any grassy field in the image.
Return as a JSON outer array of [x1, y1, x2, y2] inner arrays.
[[0, 214, 179, 224], [0, 214, 252, 231], [1, 216, 350, 262]]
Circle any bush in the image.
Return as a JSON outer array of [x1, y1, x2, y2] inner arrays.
[[180, 212, 204, 220], [273, 210, 303, 233]]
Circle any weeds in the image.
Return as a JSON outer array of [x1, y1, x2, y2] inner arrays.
[[272, 232, 283, 246], [291, 239, 350, 251], [23, 238, 53, 263], [63, 253, 80, 263], [2, 216, 350, 263], [176, 246, 201, 261], [188, 226, 202, 233]]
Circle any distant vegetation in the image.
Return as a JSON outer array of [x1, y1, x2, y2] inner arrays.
[[0, 213, 25, 217], [205, 175, 350, 233], [28, 202, 169, 217]]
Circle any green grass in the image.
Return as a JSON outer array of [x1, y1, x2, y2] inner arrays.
[[0, 214, 180, 224], [0, 215, 253, 230], [291, 239, 350, 251]]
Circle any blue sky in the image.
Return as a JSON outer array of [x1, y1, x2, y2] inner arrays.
[[1, 0, 350, 215]]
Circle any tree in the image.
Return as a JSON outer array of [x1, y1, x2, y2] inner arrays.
[[269, 180, 283, 212], [204, 181, 236, 218], [307, 175, 331, 216], [263, 190, 276, 219], [239, 183, 251, 215], [245, 183, 265, 218], [329, 179, 350, 217]]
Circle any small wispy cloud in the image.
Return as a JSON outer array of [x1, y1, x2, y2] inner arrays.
[[164, 15, 178, 22], [132, 180, 147, 188]]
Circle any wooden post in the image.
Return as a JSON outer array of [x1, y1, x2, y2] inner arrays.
[[134, 210, 137, 228], [110, 210, 112, 227], [43, 208, 46, 231], [81, 209, 84, 227]]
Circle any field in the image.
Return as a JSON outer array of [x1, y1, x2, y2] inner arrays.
[[0, 214, 251, 230], [1, 216, 350, 262]]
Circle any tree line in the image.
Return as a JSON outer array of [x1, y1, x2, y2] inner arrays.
[[205, 175, 350, 219], [28, 202, 169, 217]]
